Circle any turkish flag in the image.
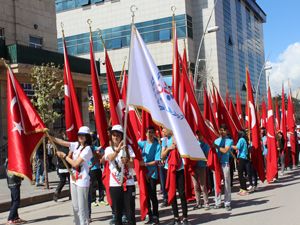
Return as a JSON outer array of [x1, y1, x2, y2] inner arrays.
[[261, 98, 267, 128], [62, 39, 83, 141], [287, 88, 297, 165], [7, 66, 46, 180], [266, 86, 278, 182], [204, 88, 218, 132], [236, 91, 245, 127], [211, 88, 219, 128], [229, 97, 243, 131], [280, 85, 288, 156], [246, 68, 265, 182], [105, 52, 148, 220], [89, 34, 111, 205], [214, 87, 239, 142]]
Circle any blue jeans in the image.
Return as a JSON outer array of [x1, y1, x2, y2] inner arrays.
[[8, 185, 20, 221], [36, 158, 45, 184]]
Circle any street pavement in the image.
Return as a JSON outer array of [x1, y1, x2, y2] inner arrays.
[[1, 168, 300, 225]]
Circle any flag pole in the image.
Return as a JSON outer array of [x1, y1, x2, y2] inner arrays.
[[118, 57, 127, 89], [119, 5, 138, 186]]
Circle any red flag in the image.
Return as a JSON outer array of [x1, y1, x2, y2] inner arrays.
[[275, 98, 280, 131], [280, 85, 287, 153], [105, 52, 148, 219], [225, 89, 230, 109], [246, 68, 265, 182], [207, 148, 222, 195], [89, 33, 111, 205], [62, 38, 83, 141], [172, 21, 180, 103], [214, 87, 239, 142], [236, 91, 244, 127], [229, 97, 243, 131], [204, 88, 218, 132], [121, 72, 142, 141], [287, 87, 297, 166], [261, 98, 267, 128], [266, 86, 278, 182], [6, 66, 47, 180], [212, 88, 219, 128]]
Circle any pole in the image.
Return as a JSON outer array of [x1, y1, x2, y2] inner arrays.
[[194, 0, 218, 89], [43, 137, 49, 189], [119, 5, 138, 186]]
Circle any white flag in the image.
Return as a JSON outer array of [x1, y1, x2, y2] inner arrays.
[[127, 26, 206, 160]]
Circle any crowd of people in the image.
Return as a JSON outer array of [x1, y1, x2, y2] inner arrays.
[[5, 123, 300, 225]]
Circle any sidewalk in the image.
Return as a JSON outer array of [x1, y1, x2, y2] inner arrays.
[[0, 171, 69, 213]]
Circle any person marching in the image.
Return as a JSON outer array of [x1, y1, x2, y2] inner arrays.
[[192, 130, 210, 210], [232, 130, 249, 196], [138, 126, 161, 225], [213, 124, 233, 211], [104, 125, 136, 225], [277, 131, 286, 176], [52, 126, 93, 225], [161, 129, 189, 225]]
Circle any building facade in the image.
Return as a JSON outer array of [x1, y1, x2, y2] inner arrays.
[[55, 0, 266, 103]]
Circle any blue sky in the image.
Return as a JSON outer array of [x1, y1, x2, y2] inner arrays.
[[257, 0, 300, 94], [257, 0, 300, 61]]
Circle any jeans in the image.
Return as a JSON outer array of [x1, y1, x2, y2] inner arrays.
[[214, 164, 231, 207], [36, 158, 45, 184], [110, 186, 136, 225], [8, 185, 20, 221], [71, 183, 89, 225], [247, 162, 258, 187], [191, 167, 209, 205], [146, 178, 159, 218], [89, 168, 105, 202], [280, 152, 285, 173], [171, 170, 188, 219], [159, 165, 168, 201], [237, 158, 248, 191]]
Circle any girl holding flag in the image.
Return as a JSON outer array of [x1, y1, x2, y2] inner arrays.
[[52, 126, 93, 225]]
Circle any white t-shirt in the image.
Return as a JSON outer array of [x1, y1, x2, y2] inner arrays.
[[69, 142, 93, 188], [104, 145, 135, 187]]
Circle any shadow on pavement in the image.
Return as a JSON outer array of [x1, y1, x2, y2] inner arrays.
[[230, 206, 280, 217], [25, 214, 71, 223]]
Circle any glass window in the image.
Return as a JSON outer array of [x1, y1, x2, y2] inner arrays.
[[92, 0, 103, 3], [78, 0, 90, 6], [159, 29, 171, 41], [111, 38, 121, 49], [29, 36, 43, 49], [0, 27, 4, 39]]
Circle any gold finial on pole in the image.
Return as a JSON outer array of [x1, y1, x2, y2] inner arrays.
[[171, 6, 176, 16], [130, 5, 138, 24], [87, 19, 92, 33]]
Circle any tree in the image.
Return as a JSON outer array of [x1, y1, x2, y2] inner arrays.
[[30, 63, 64, 189]]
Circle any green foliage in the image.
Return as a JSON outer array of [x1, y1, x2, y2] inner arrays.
[[30, 63, 64, 126]]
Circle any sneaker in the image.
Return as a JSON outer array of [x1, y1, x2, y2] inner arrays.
[[144, 215, 152, 224], [152, 216, 159, 225], [160, 201, 168, 208], [247, 186, 255, 192], [99, 200, 109, 206], [214, 205, 221, 209], [91, 202, 98, 207], [109, 216, 116, 225], [182, 218, 190, 225], [122, 215, 128, 224], [167, 219, 180, 225], [225, 205, 232, 211], [53, 192, 58, 202], [203, 204, 210, 210], [193, 204, 201, 210]]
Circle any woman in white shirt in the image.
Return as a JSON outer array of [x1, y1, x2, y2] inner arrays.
[[52, 126, 93, 225], [105, 125, 136, 225]]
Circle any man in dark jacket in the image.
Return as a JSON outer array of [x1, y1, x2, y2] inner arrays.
[[6, 159, 26, 224]]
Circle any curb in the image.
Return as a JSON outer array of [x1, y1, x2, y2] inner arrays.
[[0, 189, 70, 213]]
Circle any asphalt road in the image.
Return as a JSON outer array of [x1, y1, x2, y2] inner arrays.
[[1, 168, 300, 225]]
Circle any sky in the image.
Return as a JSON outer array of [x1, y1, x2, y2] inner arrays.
[[256, 0, 300, 95]]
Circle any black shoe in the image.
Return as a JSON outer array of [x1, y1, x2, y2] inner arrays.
[[152, 216, 159, 225], [182, 218, 190, 225], [167, 219, 180, 225], [53, 192, 58, 202]]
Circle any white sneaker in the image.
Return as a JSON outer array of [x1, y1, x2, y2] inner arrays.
[[247, 185, 253, 191]]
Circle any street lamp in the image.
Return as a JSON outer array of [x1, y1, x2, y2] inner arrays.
[[255, 64, 272, 106], [193, 0, 219, 94]]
